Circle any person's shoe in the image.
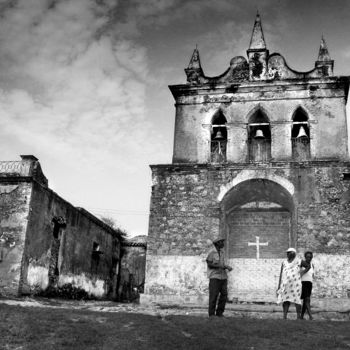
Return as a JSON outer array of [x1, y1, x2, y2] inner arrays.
[[216, 314, 225, 317]]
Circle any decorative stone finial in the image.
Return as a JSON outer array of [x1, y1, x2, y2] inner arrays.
[[187, 47, 201, 70], [317, 36, 332, 61], [247, 13, 268, 81], [185, 47, 204, 84], [315, 35, 334, 76], [248, 11, 266, 50]]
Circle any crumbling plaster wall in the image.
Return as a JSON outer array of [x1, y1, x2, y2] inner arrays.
[[0, 182, 32, 296], [143, 162, 350, 304], [172, 82, 348, 163], [23, 181, 120, 298]]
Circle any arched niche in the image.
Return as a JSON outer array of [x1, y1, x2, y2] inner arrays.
[[247, 109, 271, 162], [210, 110, 227, 163], [291, 107, 311, 161], [218, 178, 297, 301], [219, 178, 296, 259]]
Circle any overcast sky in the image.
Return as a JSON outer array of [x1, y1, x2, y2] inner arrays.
[[0, 0, 349, 237]]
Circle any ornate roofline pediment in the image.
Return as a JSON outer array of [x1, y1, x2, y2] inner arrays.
[[184, 14, 336, 86]]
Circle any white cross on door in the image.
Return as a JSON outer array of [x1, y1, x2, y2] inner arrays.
[[248, 236, 268, 259]]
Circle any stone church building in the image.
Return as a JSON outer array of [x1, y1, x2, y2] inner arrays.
[[142, 14, 350, 306]]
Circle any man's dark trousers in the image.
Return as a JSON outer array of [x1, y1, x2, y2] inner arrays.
[[208, 278, 228, 316]]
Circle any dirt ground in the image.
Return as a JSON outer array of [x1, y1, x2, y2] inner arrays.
[[1, 298, 350, 350]]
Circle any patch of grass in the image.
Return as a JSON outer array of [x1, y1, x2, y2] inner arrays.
[[1, 304, 350, 349]]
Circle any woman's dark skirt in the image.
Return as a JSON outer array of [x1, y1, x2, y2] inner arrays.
[[301, 281, 313, 299]]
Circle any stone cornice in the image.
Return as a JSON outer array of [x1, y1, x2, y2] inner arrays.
[[169, 76, 350, 101], [150, 160, 350, 171], [0, 176, 33, 183], [122, 242, 147, 248]]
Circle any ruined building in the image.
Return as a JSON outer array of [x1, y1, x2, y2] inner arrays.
[[142, 14, 350, 306], [0, 155, 123, 298]]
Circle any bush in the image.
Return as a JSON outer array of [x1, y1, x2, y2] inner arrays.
[[36, 284, 94, 300]]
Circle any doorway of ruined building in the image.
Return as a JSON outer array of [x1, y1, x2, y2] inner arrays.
[[48, 216, 66, 289], [220, 178, 296, 302]]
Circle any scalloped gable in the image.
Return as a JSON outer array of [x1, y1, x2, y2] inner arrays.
[[185, 51, 327, 85], [267, 53, 324, 80], [185, 56, 249, 85], [184, 15, 336, 85], [216, 56, 249, 83]]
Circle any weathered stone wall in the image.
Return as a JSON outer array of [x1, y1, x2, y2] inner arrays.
[[297, 167, 350, 254], [22, 181, 121, 298], [143, 162, 350, 304], [142, 255, 208, 304], [172, 80, 349, 163], [153, 17, 350, 308], [142, 254, 350, 305], [0, 182, 32, 296]]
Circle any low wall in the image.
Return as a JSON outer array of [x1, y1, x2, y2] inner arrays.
[[141, 253, 350, 310]]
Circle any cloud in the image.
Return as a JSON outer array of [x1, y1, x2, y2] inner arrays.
[[0, 0, 167, 171], [4, 0, 344, 236], [0, 0, 171, 235]]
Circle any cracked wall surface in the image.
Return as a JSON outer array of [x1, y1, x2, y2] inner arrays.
[[0, 157, 122, 299], [0, 183, 32, 296], [143, 162, 350, 304]]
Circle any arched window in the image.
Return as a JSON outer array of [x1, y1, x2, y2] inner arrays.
[[291, 108, 310, 161], [211, 111, 227, 163], [247, 110, 271, 162]]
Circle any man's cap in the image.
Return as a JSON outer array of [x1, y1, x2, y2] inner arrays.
[[286, 247, 296, 253], [212, 237, 226, 244]]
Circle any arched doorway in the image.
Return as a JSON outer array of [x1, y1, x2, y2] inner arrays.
[[220, 178, 295, 302]]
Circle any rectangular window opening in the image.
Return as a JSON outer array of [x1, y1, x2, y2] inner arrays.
[[92, 242, 100, 252], [343, 173, 350, 181]]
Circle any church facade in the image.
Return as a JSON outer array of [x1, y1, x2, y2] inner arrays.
[[142, 14, 350, 306]]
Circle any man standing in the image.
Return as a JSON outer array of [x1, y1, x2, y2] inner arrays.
[[206, 237, 232, 317]]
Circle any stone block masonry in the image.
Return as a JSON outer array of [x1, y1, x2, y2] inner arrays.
[[143, 14, 350, 309], [143, 161, 350, 304]]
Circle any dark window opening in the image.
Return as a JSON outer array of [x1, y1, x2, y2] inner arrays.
[[52, 225, 60, 239], [48, 216, 66, 287], [343, 173, 350, 181], [291, 108, 310, 161], [51, 216, 66, 239], [211, 111, 227, 163], [91, 241, 103, 275], [247, 110, 271, 162]]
